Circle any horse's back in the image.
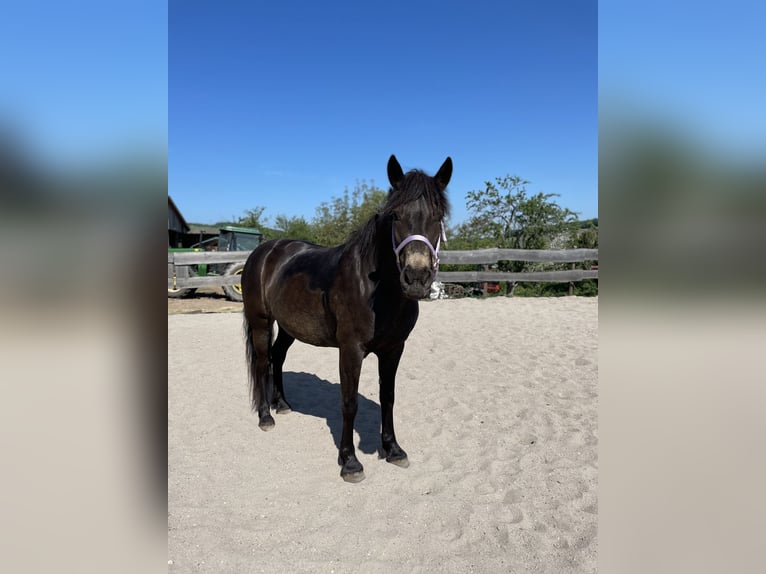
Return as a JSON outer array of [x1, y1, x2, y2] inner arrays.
[[242, 239, 342, 346]]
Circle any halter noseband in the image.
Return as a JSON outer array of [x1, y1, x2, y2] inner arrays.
[[391, 221, 447, 271]]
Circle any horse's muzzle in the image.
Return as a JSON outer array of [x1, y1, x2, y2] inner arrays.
[[400, 265, 434, 299]]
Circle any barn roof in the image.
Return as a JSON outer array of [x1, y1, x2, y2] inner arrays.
[[168, 195, 190, 233]]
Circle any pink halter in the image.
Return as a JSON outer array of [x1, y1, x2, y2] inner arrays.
[[391, 221, 447, 271]]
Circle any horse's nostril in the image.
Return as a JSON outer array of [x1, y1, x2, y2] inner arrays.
[[404, 266, 431, 286]]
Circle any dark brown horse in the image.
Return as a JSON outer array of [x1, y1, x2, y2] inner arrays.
[[241, 155, 451, 482]]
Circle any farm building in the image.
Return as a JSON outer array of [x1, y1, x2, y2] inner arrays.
[[168, 196, 190, 247]]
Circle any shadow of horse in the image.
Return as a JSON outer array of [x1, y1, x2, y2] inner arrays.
[[282, 372, 381, 455]]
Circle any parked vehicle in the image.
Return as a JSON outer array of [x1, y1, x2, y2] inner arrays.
[[167, 225, 263, 301]]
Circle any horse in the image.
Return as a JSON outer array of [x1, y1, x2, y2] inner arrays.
[[241, 155, 451, 482]]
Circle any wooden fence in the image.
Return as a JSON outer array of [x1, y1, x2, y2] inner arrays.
[[168, 251, 246, 289], [168, 248, 598, 290], [438, 248, 598, 283]]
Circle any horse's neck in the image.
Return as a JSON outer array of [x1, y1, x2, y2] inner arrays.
[[342, 215, 409, 299], [371, 222, 400, 282]]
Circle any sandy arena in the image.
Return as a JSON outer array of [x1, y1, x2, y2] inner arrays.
[[168, 296, 598, 573]]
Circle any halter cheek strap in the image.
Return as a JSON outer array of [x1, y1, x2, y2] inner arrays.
[[392, 221, 447, 271]]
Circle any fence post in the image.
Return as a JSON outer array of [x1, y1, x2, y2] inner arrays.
[[568, 262, 575, 296]]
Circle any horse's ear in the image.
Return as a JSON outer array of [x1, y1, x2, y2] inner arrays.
[[435, 157, 452, 188], [387, 155, 404, 190]]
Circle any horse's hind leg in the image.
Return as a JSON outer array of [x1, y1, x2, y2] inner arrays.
[[270, 325, 294, 414], [246, 314, 276, 430]]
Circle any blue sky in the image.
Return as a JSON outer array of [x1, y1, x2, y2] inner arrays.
[[170, 1, 597, 226], [3, 2, 763, 228]]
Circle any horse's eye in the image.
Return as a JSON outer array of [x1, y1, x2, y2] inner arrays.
[[391, 213, 399, 221]]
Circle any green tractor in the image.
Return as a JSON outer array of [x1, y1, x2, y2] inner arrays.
[[168, 225, 263, 301]]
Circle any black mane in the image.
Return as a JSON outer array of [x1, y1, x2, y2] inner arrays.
[[345, 211, 382, 263]]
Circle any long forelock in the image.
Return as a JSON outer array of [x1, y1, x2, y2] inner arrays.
[[384, 170, 450, 219]]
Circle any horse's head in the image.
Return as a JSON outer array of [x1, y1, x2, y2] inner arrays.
[[386, 155, 452, 300]]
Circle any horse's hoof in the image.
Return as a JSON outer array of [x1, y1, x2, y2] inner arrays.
[[258, 415, 275, 431], [380, 445, 409, 468], [387, 455, 410, 468], [340, 457, 365, 482], [341, 470, 366, 483]]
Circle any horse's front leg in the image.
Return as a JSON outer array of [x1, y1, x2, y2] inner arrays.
[[377, 344, 409, 468], [338, 345, 365, 482]]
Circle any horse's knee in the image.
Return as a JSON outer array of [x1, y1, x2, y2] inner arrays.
[[342, 396, 358, 418]]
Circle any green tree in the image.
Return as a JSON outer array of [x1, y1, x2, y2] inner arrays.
[[447, 175, 582, 296], [271, 214, 315, 242], [462, 175, 578, 252], [238, 206, 268, 230], [569, 222, 598, 250], [312, 181, 387, 246]]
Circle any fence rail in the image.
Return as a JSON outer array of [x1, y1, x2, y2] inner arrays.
[[439, 248, 598, 265], [168, 248, 598, 290], [438, 269, 598, 283], [437, 248, 598, 284]]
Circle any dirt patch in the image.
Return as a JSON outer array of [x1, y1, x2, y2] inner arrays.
[[167, 288, 243, 315], [169, 297, 598, 573]]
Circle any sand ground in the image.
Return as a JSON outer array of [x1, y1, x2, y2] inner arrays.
[[168, 296, 598, 573]]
